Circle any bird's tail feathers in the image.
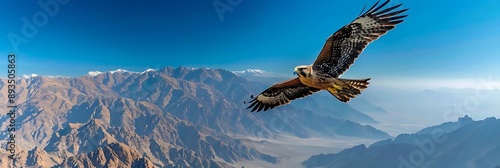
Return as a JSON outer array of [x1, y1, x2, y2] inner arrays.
[[327, 78, 371, 102], [340, 78, 371, 90]]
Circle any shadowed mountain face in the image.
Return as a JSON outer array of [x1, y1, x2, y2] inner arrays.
[[303, 116, 500, 168], [0, 67, 389, 167]]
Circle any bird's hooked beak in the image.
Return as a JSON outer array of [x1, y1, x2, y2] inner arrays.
[[293, 68, 299, 76]]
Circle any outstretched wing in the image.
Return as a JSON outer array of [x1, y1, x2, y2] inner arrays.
[[246, 78, 320, 112], [312, 0, 408, 77]]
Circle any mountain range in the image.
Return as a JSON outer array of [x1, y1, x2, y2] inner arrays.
[[303, 115, 500, 168], [0, 67, 390, 167]]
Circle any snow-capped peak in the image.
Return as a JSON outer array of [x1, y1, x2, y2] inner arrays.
[[88, 69, 139, 76], [141, 69, 156, 74], [88, 71, 104, 76], [109, 69, 131, 73], [232, 69, 290, 78], [19, 74, 69, 79], [233, 69, 268, 75], [22, 74, 39, 79], [46, 75, 70, 78]]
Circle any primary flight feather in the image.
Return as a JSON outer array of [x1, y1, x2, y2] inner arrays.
[[246, 0, 408, 112]]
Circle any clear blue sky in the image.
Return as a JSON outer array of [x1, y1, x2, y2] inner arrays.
[[1, 0, 499, 79]]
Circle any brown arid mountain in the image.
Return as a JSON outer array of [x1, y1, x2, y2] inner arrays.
[[302, 116, 500, 168], [54, 142, 156, 168], [0, 67, 389, 167], [0, 146, 60, 168]]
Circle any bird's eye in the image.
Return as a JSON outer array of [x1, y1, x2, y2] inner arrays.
[[300, 71, 307, 77]]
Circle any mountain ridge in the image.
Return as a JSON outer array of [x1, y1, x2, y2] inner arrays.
[[303, 115, 500, 168]]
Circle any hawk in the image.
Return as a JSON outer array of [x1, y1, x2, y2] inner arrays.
[[246, 0, 408, 112]]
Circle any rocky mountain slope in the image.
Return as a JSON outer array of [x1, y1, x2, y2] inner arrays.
[[54, 142, 156, 168], [303, 115, 500, 168]]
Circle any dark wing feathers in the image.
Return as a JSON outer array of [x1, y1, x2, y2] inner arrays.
[[312, 0, 408, 77], [246, 78, 320, 112]]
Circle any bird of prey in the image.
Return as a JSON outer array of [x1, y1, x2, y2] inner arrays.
[[246, 0, 408, 112]]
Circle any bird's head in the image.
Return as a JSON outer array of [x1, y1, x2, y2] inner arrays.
[[294, 65, 310, 77]]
